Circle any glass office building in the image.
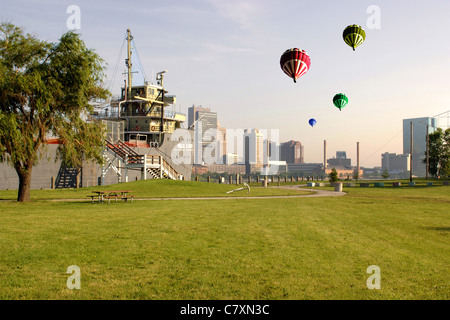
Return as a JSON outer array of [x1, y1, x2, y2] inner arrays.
[[402, 117, 437, 176]]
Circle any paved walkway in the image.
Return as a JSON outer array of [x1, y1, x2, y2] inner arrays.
[[1, 185, 346, 202], [273, 184, 346, 197], [49, 185, 346, 201]]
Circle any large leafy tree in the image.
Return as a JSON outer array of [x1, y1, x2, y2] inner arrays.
[[424, 128, 450, 178], [0, 23, 109, 201]]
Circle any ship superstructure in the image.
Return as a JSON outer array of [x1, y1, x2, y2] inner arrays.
[[91, 29, 191, 182], [99, 29, 186, 148]]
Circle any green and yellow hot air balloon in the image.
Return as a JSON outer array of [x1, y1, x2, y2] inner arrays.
[[343, 25, 366, 51], [333, 93, 348, 111]]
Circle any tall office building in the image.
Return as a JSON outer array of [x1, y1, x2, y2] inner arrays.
[[244, 128, 265, 174], [336, 151, 347, 159], [280, 140, 304, 164], [188, 105, 210, 129], [188, 105, 218, 164], [327, 151, 351, 167], [403, 117, 437, 176], [381, 152, 410, 173], [217, 122, 227, 163]]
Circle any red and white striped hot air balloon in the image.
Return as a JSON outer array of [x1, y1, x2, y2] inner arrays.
[[279, 48, 311, 83]]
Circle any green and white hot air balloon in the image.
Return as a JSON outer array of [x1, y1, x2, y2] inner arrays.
[[333, 93, 348, 111], [342, 25, 366, 51]]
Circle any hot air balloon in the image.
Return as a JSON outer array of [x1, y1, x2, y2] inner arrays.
[[280, 48, 311, 83], [342, 25, 366, 51], [308, 118, 317, 127], [333, 93, 348, 111]]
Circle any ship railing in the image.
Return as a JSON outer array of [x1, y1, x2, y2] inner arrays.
[[164, 110, 186, 118], [145, 155, 180, 180], [117, 140, 139, 156], [127, 154, 145, 164], [119, 154, 180, 179], [89, 111, 122, 120], [90, 110, 185, 120], [145, 155, 161, 165], [126, 155, 162, 166]]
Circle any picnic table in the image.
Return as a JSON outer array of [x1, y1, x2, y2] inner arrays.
[[87, 190, 134, 203]]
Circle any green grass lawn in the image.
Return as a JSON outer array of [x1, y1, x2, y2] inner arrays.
[[0, 179, 312, 200], [0, 180, 448, 299]]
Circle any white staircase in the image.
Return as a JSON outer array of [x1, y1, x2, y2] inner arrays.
[[103, 140, 182, 181]]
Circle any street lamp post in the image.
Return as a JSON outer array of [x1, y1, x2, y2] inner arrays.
[[426, 124, 429, 180], [418, 120, 431, 180], [410, 121, 413, 182]]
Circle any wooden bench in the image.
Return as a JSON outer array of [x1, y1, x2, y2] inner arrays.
[[104, 195, 121, 204], [120, 195, 135, 203], [359, 183, 370, 188], [87, 195, 102, 203], [87, 191, 134, 204], [102, 195, 135, 203]]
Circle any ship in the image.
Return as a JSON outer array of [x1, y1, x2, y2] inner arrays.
[[91, 29, 193, 183]]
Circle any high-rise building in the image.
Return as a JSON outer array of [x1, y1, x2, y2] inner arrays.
[[224, 153, 241, 165], [336, 151, 347, 159], [217, 124, 227, 162], [327, 151, 351, 167], [403, 117, 437, 176], [280, 140, 304, 164], [188, 105, 210, 129], [244, 128, 265, 174], [381, 152, 410, 173], [188, 105, 218, 165]]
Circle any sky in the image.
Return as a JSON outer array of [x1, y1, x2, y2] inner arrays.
[[2, 0, 450, 167]]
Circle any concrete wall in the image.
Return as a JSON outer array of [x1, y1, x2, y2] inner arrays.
[[0, 139, 192, 190], [1, 145, 62, 190]]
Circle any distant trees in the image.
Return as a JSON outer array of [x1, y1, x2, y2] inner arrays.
[[381, 168, 390, 179], [0, 22, 109, 201], [328, 168, 338, 183], [352, 169, 360, 181], [192, 170, 324, 182], [425, 128, 450, 178]]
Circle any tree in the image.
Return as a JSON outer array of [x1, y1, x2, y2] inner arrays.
[[328, 168, 338, 183], [424, 128, 450, 178], [381, 168, 390, 179], [442, 128, 450, 177], [0, 23, 109, 201], [352, 169, 359, 181]]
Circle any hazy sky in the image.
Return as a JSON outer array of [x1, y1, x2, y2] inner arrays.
[[2, 0, 450, 167]]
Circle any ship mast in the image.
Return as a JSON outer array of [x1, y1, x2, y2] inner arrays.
[[125, 28, 133, 100]]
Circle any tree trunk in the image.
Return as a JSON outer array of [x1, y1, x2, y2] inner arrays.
[[15, 161, 35, 202], [17, 169, 32, 202]]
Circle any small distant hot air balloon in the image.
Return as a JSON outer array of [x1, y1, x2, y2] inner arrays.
[[342, 25, 366, 51], [333, 93, 348, 111], [309, 118, 317, 127], [280, 48, 311, 83]]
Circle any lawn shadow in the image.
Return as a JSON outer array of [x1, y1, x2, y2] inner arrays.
[[424, 227, 450, 232]]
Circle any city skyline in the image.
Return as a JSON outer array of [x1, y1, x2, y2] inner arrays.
[[2, 0, 449, 167], [187, 104, 447, 176]]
